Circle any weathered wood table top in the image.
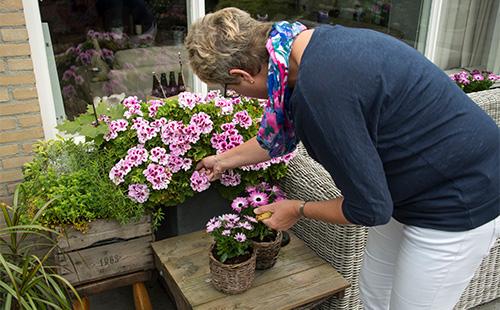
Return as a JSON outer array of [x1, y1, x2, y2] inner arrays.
[[152, 230, 350, 310]]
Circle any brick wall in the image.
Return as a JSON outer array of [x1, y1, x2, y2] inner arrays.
[[0, 0, 45, 204]]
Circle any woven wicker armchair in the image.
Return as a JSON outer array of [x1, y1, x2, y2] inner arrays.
[[279, 88, 500, 310]]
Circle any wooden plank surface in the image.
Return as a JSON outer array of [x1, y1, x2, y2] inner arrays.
[[197, 264, 348, 310], [58, 235, 154, 285], [56, 216, 151, 252], [153, 231, 350, 309]]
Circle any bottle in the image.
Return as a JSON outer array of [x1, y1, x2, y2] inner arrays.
[[168, 71, 178, 96], [160, 73, 168, 98], [177, 71, 186, 93], [151, 72, 162, 98]]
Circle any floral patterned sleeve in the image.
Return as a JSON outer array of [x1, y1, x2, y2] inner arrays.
[[256, 21, 306, 158]]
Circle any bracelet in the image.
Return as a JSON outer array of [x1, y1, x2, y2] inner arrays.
[[298, 201, 308, 218]]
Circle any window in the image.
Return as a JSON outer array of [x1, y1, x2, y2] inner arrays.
[[433, 0, 500, 73], [39, 0, 194, 121], [206, 0, 432, 51]]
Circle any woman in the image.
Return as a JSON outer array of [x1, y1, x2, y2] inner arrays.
[[185, 7, 500, 310]]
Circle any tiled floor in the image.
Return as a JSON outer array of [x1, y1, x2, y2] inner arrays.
[[90, 279, 499, 310]]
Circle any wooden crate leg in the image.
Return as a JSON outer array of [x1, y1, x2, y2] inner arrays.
[[72, 296, 89, 310], [133, 281, 153, 310]]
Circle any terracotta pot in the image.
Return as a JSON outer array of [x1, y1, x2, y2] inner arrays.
[[253, 231, 283, 270], [208, 244, 256, 294]]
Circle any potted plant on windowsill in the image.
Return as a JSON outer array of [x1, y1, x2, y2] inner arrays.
[[206, 214, 256, 294], [231, 182, 285, 270]]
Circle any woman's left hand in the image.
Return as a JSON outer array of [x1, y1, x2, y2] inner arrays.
[[254, 199, 303, 231]]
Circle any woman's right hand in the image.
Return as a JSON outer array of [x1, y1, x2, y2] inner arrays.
[[195, 155, 226, 181]]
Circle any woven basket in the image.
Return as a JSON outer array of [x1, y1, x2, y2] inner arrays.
[[209, 244, 256, 294], [253, 231, 283, 270]]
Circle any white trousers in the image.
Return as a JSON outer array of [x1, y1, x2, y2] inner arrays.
[[359, 216, 500, 310]]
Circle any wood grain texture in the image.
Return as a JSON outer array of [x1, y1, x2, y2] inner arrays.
[[153, 230, 349, 309], [56, 216, 151, 251], [58, 235, 154, 285]]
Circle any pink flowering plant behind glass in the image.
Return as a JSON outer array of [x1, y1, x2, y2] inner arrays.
[[231, 182, 286, 242], [84, 90, 295, 207], [206, 214, 254, 263], [449, 69, 499, 93]]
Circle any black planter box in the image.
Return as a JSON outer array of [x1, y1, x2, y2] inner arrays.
[[155, 188, 231, 240]]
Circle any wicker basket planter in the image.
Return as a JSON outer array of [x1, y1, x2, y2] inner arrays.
[[253, 231, 283, 270], [208, 244, 256, 294]]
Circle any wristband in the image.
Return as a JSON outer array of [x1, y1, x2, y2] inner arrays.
[[298, 201, 308, 218]]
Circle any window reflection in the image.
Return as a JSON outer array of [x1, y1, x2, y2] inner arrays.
[[40, 0, 190, 120], [207, 0, 428, 49]]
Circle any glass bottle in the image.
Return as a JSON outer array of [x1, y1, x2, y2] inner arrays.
[[168, 71, 178, 96], [160, 73, 168, 98], [177, 71, 186, 93], [151, 72, 162, 98]]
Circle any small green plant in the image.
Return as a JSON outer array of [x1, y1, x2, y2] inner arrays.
[[19, 138, 158, 231], [0, 188, 80, 309], [206, 214, 254, 263]]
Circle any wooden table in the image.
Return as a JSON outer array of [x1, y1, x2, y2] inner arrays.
[[152, 231, 350, 309]]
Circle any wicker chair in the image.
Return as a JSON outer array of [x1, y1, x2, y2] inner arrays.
[[279, 88, 500, 310]]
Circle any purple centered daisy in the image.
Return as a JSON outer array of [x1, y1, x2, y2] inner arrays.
[[249, 191, 269, 207], [238, 221, 253, 230], [222, 214, 240, 223], [231, 197, 248, 213], [234, 233, 246, 242]]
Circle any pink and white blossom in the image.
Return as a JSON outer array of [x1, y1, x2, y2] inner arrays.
[[190, 170, 211, 192], [128, 183, 150, 203]]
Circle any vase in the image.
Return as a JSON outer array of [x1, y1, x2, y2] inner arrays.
[[208, 244, 256, 294], [253, 231, 283, 270]]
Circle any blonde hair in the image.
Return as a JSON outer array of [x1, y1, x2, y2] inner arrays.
[[185, 7, 272, 84]]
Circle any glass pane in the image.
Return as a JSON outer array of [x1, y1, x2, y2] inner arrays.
[[434, 0, 500, 73], [39, 0, 191, 120], [206, 0, 430, 50]]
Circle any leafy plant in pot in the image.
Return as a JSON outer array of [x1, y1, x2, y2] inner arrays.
[[206, 214, 256, 294], [57, 91, 295, 236], [0, 188, 80, 309], [231, 182, 285, 270]]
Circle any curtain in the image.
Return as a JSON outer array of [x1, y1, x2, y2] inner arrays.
[[434, 0, 500, 72]]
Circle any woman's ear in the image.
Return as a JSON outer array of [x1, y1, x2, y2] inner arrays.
[[229, 68, 255, 84]]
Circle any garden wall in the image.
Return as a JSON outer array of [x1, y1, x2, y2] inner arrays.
[[0, 0, 44, 204]]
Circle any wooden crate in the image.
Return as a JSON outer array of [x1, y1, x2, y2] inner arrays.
[[55, 216, 154, 286]]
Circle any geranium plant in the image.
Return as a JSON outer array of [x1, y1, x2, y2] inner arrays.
[[231, 182, 286, 242], [450, 69, 499, 93], [206, 214, 255, 263], [60, 91, 294, 207]]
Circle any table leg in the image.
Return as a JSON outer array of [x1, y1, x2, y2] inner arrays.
[[72, 296, 89, 310], [133, 281, 153, 310]]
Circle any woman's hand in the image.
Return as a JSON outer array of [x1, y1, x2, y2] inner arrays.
[[254, 199, 303, 231], [195, 155, 226, 181]]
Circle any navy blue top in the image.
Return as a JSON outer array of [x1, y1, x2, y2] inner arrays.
[[290, 25, 500, 231]]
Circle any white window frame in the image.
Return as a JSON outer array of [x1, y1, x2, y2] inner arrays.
[[23, 0, 58, 139]]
